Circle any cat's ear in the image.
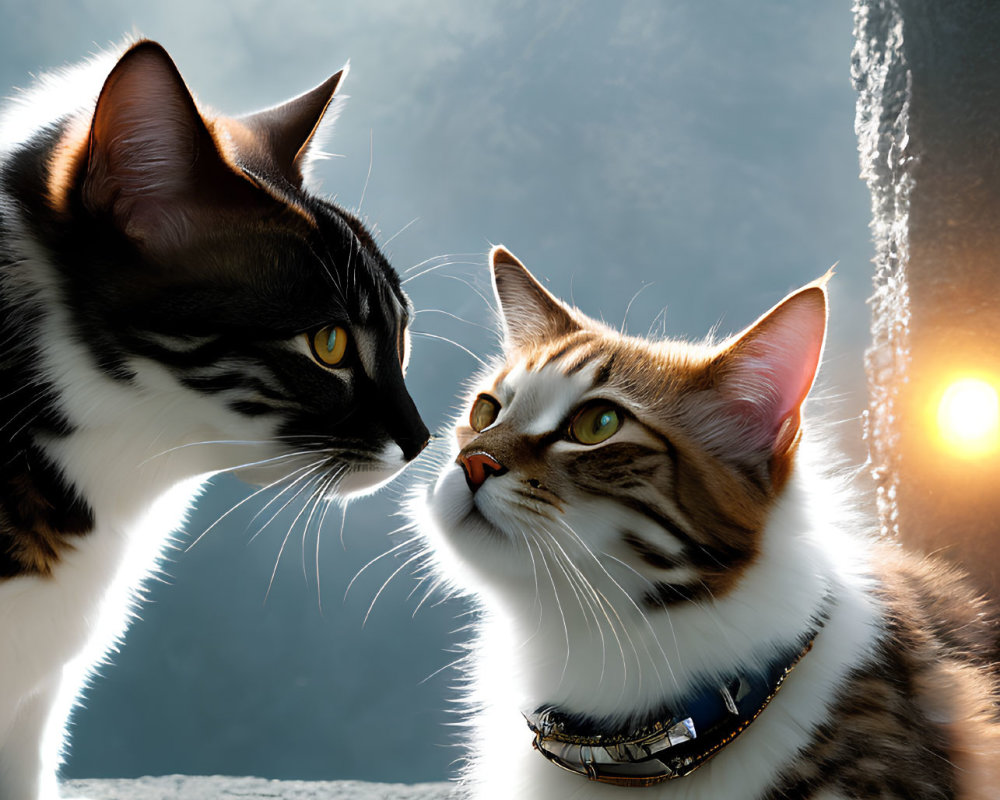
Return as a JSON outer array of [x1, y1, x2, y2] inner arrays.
[[80, 41, 261, 250], [239, 67, 347, 187], [712, 276, 829, 460], [490, 246, 580, 349]]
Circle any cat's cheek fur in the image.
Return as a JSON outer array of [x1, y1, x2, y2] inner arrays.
[[421, 465, 526, 590]]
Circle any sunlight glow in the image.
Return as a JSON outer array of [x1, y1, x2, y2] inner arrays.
[[936, 377, 1000, 459]]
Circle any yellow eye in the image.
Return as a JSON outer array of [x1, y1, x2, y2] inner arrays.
[[470, 394, 501, 432], [570, 403, 622, 445], [308, 325, 349, 367]]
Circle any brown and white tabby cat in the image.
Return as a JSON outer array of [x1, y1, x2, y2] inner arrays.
[[412, 246, 1000, 799], [0, 41, 427, 798]]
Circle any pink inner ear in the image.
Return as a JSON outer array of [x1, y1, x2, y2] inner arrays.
[[489, 245, 580, 349], [720, 287, 827, 455]]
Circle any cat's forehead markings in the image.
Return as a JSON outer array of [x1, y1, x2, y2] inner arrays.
[[501, 360, 598, 436], [536, 332, 600, 374]]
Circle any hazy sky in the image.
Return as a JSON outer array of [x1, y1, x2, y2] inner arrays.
[[0, 0, 873, 783]]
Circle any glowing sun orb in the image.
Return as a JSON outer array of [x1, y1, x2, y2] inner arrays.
[[936, 377, 1000, 458]]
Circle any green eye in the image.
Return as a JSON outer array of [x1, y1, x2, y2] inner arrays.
[[470, 394, 501, 432], [308, 325, 349, 367], [569, 403, 622, 445]]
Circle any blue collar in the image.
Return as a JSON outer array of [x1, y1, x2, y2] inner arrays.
[[524, 631, 819, 787]]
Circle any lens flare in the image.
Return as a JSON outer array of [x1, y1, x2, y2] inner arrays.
[[935, 377, 1000, 459]]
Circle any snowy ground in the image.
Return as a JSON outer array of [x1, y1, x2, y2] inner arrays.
[[62, 776, 456, 799]]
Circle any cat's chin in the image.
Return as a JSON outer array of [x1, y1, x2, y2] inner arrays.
[[428, 466, 520, 555], [334, 443, 411, 499], [336, 463, 405, 498]]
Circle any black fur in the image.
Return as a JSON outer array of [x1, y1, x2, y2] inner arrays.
[[0, 49, 428, 578]]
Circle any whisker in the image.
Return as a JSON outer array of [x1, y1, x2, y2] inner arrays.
[[363, 550, 424, 627], [414, 308, 494, 332], [621, 281, 654, 335], [560, 520, 676, 693], [400, 259, 482, 286], [438, 273, 494, 311], [533, 541, 571, 686], [382, 216, 419, 250], [139, 437, 322, 467], [546, 534, 630, 695], [418, 652, 466, 686], [300, 468, 342, 591], [357, 128, 374, 215], [265, 471, 328, 603], [602, 551, 684, 680], [345, 537, 415, 600], [520, 535, 545, 640], [411, 331, 489, 368], [185, 458, 322, 552], [411, 574, 447, 618], [403, 252, 484, 274], [543, 535, 597, 637], [246, 461, 328, 542]]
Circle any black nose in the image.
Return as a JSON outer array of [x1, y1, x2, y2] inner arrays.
[[397, 423, 430, 462], [372, 357, 429, 462]]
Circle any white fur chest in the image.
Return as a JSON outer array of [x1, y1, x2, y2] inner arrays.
[[462, 570, 877, 800], [0, 470, 204, 715]]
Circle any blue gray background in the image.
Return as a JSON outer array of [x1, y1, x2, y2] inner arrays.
[[0, 1, 872, 784]]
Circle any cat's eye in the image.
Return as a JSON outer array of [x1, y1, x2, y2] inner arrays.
[[470, 394, 501, 432], [569, 402, 623, 445], [308, 325, 349, 367]]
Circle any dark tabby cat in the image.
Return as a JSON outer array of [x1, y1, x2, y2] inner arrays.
[[412, 246, 1000, 799], [0, 40, 427, 799]]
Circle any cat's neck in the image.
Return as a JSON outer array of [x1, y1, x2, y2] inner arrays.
[[464, 467, 883, 800], [475, 467, 873, 725]]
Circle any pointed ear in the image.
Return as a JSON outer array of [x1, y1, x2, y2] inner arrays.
[[239, 67, 347, 187], [712, 278, 829, 459], [81, 41, 258, 250], [490, 245, 580, 349]]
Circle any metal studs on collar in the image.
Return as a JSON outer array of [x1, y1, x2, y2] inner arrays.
[[524, 634, 818, 788]]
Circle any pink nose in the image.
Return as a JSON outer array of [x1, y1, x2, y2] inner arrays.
[[457, 451, 506, 491]]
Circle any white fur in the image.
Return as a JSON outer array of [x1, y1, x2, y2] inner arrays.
[[412, 359, 883, 799], [499, 363, 598, 436]]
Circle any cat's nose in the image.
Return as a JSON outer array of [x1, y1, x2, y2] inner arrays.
[[397, 424, 430, 462], [457, 451, 507, 492]]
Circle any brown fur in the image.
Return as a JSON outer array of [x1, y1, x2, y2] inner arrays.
[[462, 324, 783, 603], [0, 448, 92, 577], [764, 549, 1000, 799]]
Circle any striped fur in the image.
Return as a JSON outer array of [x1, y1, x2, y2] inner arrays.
[[0, 40, 427, 798], [411, 247, 1000, 799]]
